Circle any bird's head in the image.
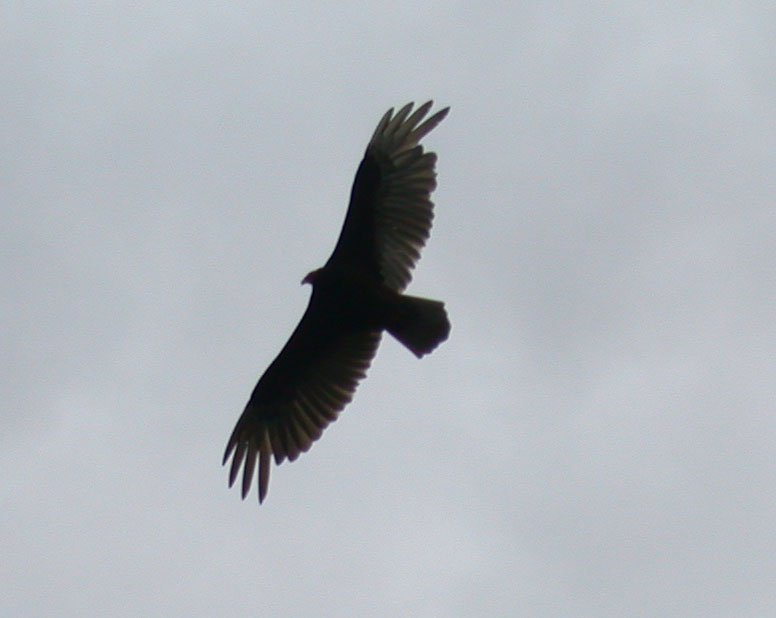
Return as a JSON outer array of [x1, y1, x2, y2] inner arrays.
[[301, 268, 322, 286]]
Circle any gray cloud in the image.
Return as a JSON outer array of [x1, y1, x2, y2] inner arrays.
[[3, 3, 775, 617]]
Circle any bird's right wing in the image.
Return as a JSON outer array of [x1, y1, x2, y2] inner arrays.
[[224, 293, 382, 503]]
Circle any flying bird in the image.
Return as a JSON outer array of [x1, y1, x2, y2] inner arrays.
[[224, 101, 450, 503]]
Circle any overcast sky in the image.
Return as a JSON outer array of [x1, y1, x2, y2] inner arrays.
[[3, 3, 775, 617]]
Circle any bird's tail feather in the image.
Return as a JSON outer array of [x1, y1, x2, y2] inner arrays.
[[388, 295, 450, 358]]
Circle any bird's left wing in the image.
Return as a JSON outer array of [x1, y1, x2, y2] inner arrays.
[[327, 101, 449, 291], [224, 293, 382, 503]]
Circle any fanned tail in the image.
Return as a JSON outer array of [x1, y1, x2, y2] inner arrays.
[[388, 295, 450, 358]]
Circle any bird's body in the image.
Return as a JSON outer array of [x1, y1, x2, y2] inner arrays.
[[224, 102, 450, 502]]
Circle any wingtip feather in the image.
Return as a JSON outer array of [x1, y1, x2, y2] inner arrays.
[[228, 439, 247, 488], [408, 106, 449, 143], [384, 102, 414, 137], [241, 438, 257, 499], [258, 434, 271, 503]]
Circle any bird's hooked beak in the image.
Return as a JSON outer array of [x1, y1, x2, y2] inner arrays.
[[301, 268, 321, 285]]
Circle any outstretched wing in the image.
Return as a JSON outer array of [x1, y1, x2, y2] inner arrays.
[[224, 290, 382, 503], [326, 101, 449, 292]]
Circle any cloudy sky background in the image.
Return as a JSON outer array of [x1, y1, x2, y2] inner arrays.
[[3, 3, 775, 616]]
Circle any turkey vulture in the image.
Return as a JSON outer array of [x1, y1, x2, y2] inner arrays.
[[224, 101, 450, 503]]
